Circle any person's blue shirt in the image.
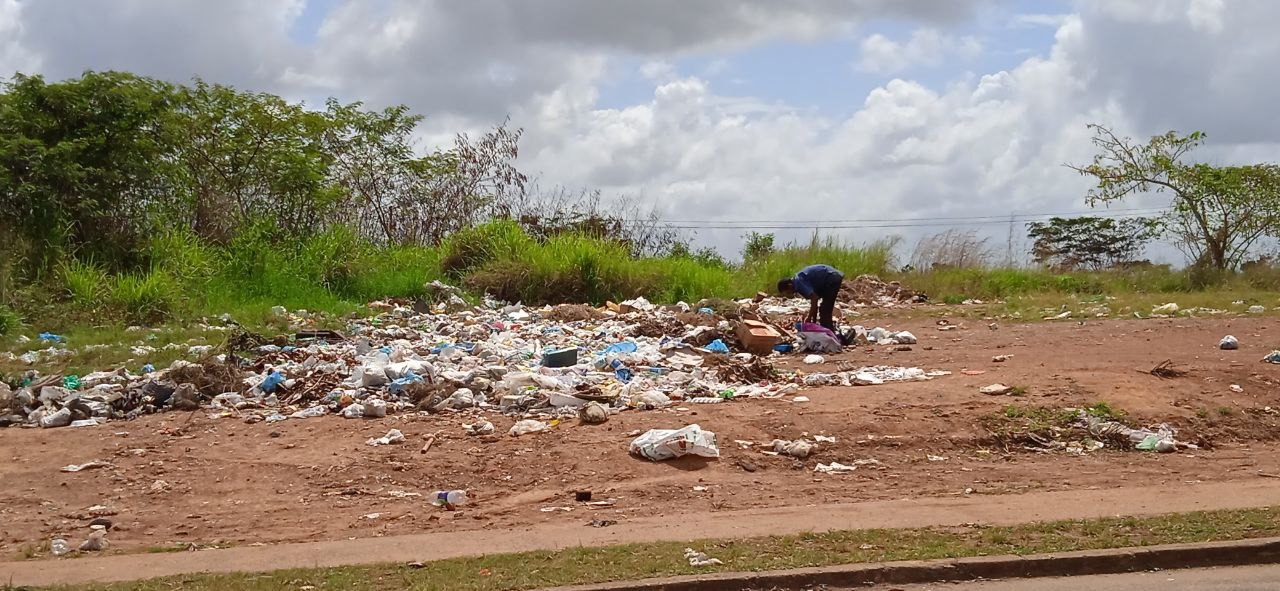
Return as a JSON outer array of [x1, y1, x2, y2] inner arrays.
[[792, 264, 844, 298]]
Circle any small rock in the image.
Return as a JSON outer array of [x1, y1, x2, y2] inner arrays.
[[992, 354, 1012, 363], [736, 459, 759, 473], [980, 384, 1013, 395]]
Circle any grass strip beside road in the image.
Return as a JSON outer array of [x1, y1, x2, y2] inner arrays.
[[39, 506, 1280, 591]]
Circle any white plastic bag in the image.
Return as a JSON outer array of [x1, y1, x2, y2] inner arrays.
[[629, 424, 719, 461]]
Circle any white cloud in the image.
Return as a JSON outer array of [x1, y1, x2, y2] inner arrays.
[[857, 28, 983, 74], [1012, 13, 1071, 28], [2, 0, 1279, 263]]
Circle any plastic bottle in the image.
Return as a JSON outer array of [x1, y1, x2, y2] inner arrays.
[[433, 490, 468, 509], [50, 538, 70, 556]]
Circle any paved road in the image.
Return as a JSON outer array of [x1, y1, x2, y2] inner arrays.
[[883, 564, 1280, 590]]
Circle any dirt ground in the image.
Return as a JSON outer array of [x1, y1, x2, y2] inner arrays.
[[4, 316, 1280, 558]]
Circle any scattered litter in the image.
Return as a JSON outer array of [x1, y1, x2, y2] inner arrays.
[[1152, 303, 1180, 315], [1220, 335, 1239, 350], [464, 419, 495, 436], [992, 355, 1012, 363], [1230, 384, 1244, 393], [630, 424, 719, 461], [588, 519, 616, 528], [61, 460, 112, 473], [578, 401, 609, 424], [980, 384, 1013, 396], [771, 439, 813, 459], [927, 455, 948, 462], [814, 435, 837, 443], [1263, 351, 1280, 364], [540, 506, 573, 513], [509, 419, 550, 437], [803, 354, 824, 365], [815, 462, 859, 474], [1248, 305, 1266, 314], [365, 429, 405, 446], [50, 538, 70, 556], [961, 369, 987, 376], [1080, 412, 1192, 453], [683, 548, 723, 567], [432, 490, 468, 510], [792, 396, 810, 403], [78, 530, 108, 552]]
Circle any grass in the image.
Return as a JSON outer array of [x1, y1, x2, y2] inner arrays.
[[4, 220, 1280, 376], [38, 507, 1280, 591]]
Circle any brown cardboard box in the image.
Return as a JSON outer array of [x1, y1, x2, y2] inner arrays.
[[736, 320, 781, 355]]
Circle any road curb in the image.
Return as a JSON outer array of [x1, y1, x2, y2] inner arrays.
[[543, 536, 1280, 591]]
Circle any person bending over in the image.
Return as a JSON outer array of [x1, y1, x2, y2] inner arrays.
[[777, 264, 844, 331]]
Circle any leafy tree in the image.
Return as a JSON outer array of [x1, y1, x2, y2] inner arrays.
[[1070, 124, 1280, 270], [0, 72, 178, 273], [741, 232, 775, 261], [1027, 216, 1157, 270]]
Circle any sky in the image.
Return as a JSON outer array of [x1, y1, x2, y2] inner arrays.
[[2, 0, 1277, 264]]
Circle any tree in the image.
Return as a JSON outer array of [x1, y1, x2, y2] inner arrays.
[[0, 72, 179, 272], [1026, 216, 1157, 270], [741, 232, 775, 261], [1070, 124, 1280, 270]]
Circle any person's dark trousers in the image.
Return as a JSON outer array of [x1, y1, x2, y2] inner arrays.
[[817, 280, 842, 331]]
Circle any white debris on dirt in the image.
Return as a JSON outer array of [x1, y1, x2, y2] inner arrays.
[[630, 424, 719, 461], [60, 460, 112, 473], [980, 384, 1014, 395], [1219, 335, 1239, 350], [365, 429, 405, 446], [683, 547, 723, 567]]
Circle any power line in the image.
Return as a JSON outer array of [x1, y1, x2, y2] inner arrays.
[[615, 208, 1166, 230]]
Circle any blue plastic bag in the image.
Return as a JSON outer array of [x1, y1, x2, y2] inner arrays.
[[261, 371, 286, 393], [38, 332, 64, 343], [388, 371, 424, 394], [706, 339, 729, 354], [602, 342, 639, 356]]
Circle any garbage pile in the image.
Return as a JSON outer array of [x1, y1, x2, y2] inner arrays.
[[839, 274, 925, 306], [1, 289, 944, 430]]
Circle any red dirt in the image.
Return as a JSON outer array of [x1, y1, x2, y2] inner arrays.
[[3, 317, 1280, 559]]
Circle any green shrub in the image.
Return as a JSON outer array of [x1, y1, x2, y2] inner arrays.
[[109, 271, 178, 323], [58, 259, 108, 305], [148, 229, 216, 284], [0, 304, 20, 336], [440, 219, 533, 279]]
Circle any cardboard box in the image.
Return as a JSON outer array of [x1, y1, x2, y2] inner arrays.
[[736, 320, 781, 355]]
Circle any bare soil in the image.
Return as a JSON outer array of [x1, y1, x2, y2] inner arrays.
[[3, 316, 1280, 559]]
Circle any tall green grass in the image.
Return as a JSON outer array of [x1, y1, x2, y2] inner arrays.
[[20, 219, 1280, 331]]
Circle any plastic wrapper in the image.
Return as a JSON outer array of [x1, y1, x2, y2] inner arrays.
[[629, 424, 719, 461]]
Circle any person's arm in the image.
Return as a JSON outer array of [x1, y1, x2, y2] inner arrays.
[[806, 295, 819, 323]]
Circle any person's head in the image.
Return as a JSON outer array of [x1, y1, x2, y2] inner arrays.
[[776, 278, 795, 295]]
